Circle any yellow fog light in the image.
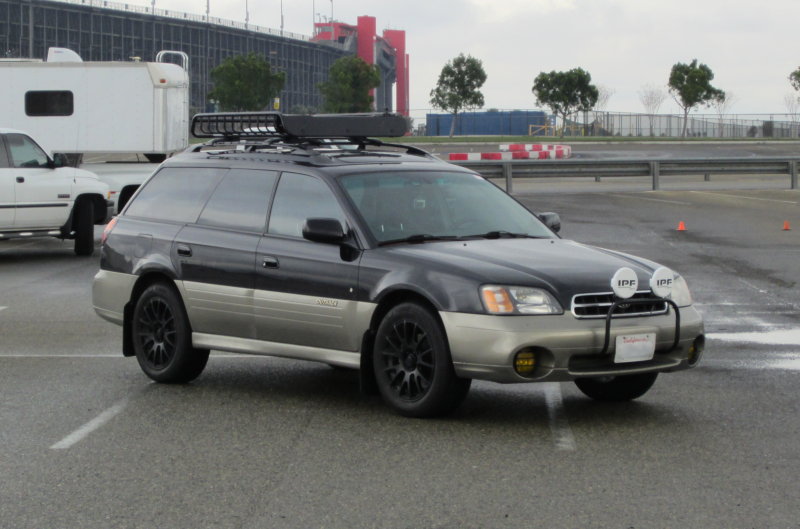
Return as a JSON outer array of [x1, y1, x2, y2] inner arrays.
[[514, 350, 537, 376]]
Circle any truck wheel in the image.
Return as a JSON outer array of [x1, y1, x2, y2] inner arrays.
[[373, 302, 471, 417], [132, 283, 209, 383], [144, 153, 166, 163], [574, 372, 658, 402], [73, 200, 95, 256]]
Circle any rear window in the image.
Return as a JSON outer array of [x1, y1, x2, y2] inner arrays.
[[125, 168, 221, 224], [197, 169, 277, 232]]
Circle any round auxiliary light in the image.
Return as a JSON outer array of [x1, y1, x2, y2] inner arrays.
[[610, 267, 638, 299], [649, 267, 674, 298], [514, 350, 537, 377]]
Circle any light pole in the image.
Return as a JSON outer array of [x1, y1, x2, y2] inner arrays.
[[245, 0, 249, 28], [280, 0, 284, 36]]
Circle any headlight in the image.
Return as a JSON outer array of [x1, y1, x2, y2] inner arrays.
[[481, 286, 563, 315], [669, 275, 693, 307]]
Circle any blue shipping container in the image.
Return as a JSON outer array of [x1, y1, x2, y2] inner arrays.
[[425, 110, 549, 136]]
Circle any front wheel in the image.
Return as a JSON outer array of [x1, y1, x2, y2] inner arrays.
[[131, 283, 209, 383], [574, 372, 658, 402], [373, 303, 471, 417], [73, 200, 94, 256]]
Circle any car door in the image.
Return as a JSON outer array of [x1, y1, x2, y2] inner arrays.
[[174, 168, 277, 340], [0, 136, 15, 227], [6, 133, 71, 230], [255, 172, 361, 352]]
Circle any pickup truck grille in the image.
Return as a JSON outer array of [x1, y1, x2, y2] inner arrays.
[[571, 291, 668, 319]]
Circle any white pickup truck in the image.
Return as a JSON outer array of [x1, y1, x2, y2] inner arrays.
[[0, 128, 112, 255]]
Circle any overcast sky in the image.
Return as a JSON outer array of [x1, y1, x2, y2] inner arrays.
[[126, 0, 799, 119]]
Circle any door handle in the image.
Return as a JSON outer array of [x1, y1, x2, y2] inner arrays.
[[16, 177, 24, 183], [176, 244, 192, 257], [261, 256, 279, 269]]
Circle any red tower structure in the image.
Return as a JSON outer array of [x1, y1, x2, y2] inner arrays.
[[312, 16, 409, 116]]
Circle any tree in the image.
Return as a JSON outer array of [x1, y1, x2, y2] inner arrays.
[[208, 53, 285, 111], [638, 84, 667, 136], [711, 92, 736, 138], [594, 85, 615, 111], [667, 59, 724, 137], [429, 54, 487, 137], [319, 56, 381, 113], [790, 67, 800, 92], [532, 68, 598, 138], [784, 93, 799, 137]]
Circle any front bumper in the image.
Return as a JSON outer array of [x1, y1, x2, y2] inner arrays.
[[440, 306, 704, 383]]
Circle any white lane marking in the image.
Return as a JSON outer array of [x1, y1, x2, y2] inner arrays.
[[609, 193, 691, 205], [543, 383, 576, 451], [0, 306, 7, 312], [707, 329, 800, 346], [690, 191, 798, 204], [50, 397, 129, 450], [704, 355, 800, 371]]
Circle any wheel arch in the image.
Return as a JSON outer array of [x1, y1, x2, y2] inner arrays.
[[71, 193, 108, 228]]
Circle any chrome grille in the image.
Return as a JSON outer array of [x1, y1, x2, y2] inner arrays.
[[571, 291, 668, 319]]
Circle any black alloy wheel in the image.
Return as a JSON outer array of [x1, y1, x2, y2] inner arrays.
[[132, 283, 209, 383], [373, 302, 471, 417]]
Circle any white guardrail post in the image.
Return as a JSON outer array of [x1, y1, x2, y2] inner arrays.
[[791, 161, 798, 189]]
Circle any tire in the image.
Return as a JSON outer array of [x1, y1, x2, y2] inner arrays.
[[574, 372, 658, 402], [131, 283, 209, 383], [373, 302, 471, 417], [73, 200, 95, 256], [144, 153, 167, 163]]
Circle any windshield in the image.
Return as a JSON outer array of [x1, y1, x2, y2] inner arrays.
[[339, 170, 554, 243]]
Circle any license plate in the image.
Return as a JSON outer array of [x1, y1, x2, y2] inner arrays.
[[614, 333, 656, 363]]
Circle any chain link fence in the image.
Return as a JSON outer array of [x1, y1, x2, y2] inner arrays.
[[412, 110, 800, 139]]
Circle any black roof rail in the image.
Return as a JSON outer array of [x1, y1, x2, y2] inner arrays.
[[191, 112, 409, 140]]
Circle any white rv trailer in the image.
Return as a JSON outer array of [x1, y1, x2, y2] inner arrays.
[[0, 48, 189, 162]]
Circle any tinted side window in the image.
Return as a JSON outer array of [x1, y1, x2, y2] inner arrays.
[[268, 173, 345, 238], [197, 169, 277, 232], [125, 168, 220, 224], [25, 91, 74, 116], [7, 134, 49, 168]]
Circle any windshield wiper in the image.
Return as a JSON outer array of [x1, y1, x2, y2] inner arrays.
[[378, 234, 458, 246], [461, 231, 546, 240]]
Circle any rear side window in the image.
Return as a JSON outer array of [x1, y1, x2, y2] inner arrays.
[[0, 137, 9, 168], [25, 91, 74, 116], [268, 173, 345, 238], [197, 169, 277, 232], [125, 168, 220, 224]]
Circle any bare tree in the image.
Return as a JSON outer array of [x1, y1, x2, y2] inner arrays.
[[594, 85, 615, 111], [711, 92, 736, 138], [785, 93, 799, 137], [638, 84, 667, 136]]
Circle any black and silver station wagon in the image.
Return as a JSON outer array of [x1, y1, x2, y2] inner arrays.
[[92, 112, 705, 417]]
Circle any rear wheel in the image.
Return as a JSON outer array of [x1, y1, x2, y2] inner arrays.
[[574, 372, 658, 402], [373, 302, 471, 417], [73, 200, 94, 256], [132, 283, 209, 383]]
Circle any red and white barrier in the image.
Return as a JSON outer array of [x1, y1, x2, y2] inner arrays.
[[499, 143, 571, 158], [448, 151, 553, 161], [448, 143, 571, 162]]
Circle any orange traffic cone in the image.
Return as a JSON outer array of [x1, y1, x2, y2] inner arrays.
[[677, 221, 687, 231], [783, 221, 791, 231]]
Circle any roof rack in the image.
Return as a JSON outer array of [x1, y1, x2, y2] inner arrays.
[[191, 112, 408, 140]]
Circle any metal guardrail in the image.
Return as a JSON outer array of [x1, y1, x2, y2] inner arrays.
[[449, 157, 800, 193]]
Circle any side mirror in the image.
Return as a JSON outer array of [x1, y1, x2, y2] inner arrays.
[[52, 153, 68, 168], [303, 217, 346, 244], [538, 212, 561, 233]]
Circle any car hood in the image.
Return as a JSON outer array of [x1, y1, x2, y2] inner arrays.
[[377, 238, 663, 303]]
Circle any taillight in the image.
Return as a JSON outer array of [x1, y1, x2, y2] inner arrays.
[[101, 217, 118, 245]]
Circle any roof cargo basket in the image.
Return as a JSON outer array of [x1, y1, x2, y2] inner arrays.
[[191, 112, 408, 140]]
